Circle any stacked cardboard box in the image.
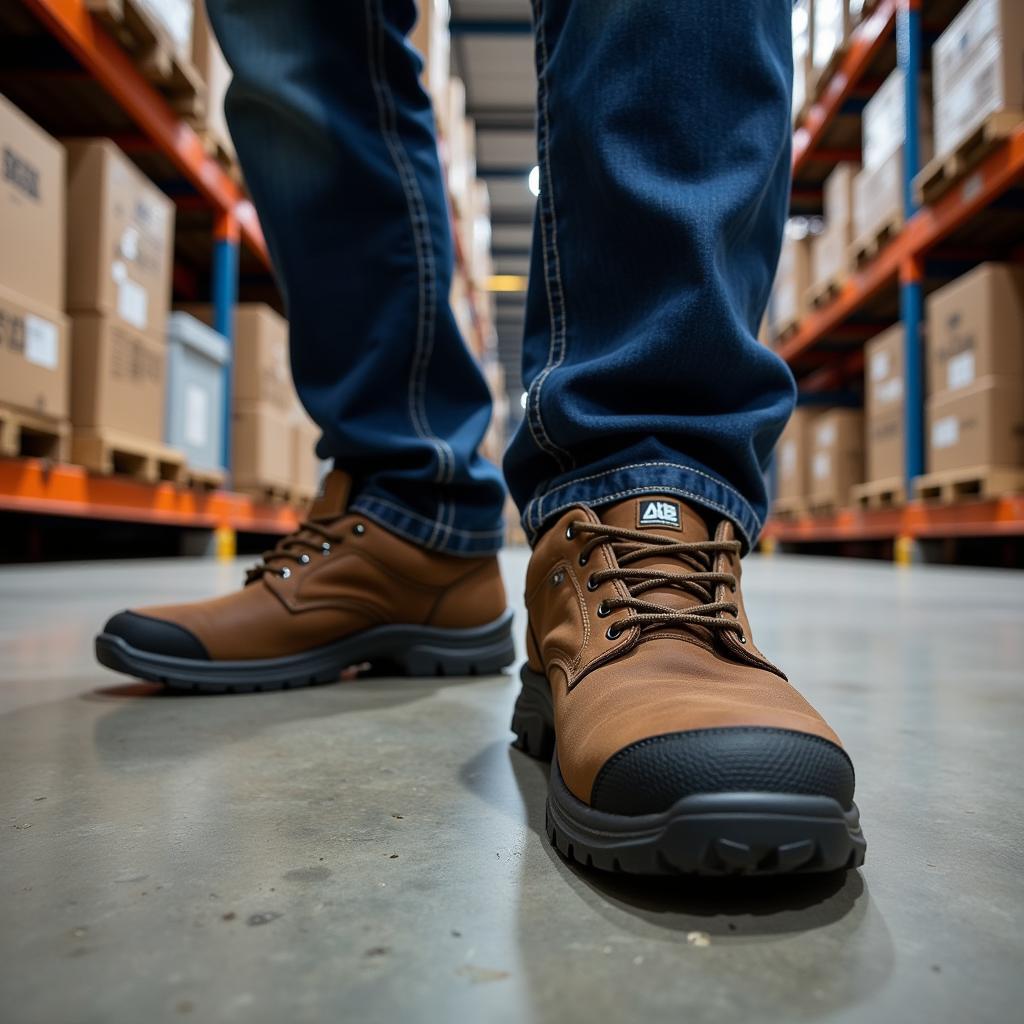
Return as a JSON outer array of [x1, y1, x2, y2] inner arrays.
[[480, 358, 507, 467], [65, 139, 176, 466], [289, 400, 323, 503], [410, 0, 451, 133], [850, 69, 933, 259], [0, 96, 70, 452], [136, 0, 195, 64], [930, 0, 1024, 163], [812, 0, 854, 92], [445, 78, 476, 215], [769, 225, 813, 342], [860, 324, 905, 498], [924, 263, 1024, 479], [809, 408, 864, 510], [191, 0, 235, 166], [773, 406, 819, 513], [792, 0, 813, 123], [460, 179, 493, 288], [181, 302, 297, 496], [808, 163, 858, 302]]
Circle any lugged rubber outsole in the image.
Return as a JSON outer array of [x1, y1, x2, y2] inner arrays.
[[95, 610, 516, 693], [510, 664, 866, 877]]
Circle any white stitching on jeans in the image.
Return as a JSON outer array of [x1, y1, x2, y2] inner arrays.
[[531, 460, 760, 526], [355, 494, 505, 537], [365, 0, 456, 487], [525, 0, 573, 474]]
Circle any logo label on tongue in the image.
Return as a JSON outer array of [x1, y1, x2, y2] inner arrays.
[[637, 499, 681, 530]]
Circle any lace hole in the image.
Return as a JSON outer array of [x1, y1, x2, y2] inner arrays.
[[597, 601, 610, 618], [352, 523, 366, 536], [605, 624, 622, 641], [278, 567, 291, 579], [578, 553, 588, 566], [565, 525, 575, 540], [586, 576, 599, 591], [551, 571, 564, 586], [739, 634, 747, 644], [299, 554, 310, 565]]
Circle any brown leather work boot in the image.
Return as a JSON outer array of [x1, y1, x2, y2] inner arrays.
[[95, 471, 515, 692], [513, 495, 865, 876]]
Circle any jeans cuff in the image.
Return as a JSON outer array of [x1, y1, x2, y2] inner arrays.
[[522, 460, 762, 552], [349, 491, 505, 557]]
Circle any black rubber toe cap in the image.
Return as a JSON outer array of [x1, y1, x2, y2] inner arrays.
[[102, 611, 210, 660], [590, 727, 855, 815]]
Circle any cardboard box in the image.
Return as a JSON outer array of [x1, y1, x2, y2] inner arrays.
[[813, 0, 853, 79], [775, 406, 819, 503], [932, 0, 1024, 158], [810, 163, 859, 289], [809, 408, 864, 505], [771, 228, 813, 336], [136, 0, 194, 60], [925, 263, 1024, 397], [865, 324, 905, 416], [410, 0, 451, 130], [0, 282, 69, 419], [0, 95, 65, 311], [289, 403, 322, 499], [233, 400, 292, 493], [65, 140, 174, 340], [191, 1, 235, 163], [851, 150, 903, 243], [926, 376, 1024, 472], [178, 302, 293, 413], [866, 407, 904, 482], [861, 68, 933, 171], [70, 313, 166, 442], [460, 179, 492, 287], [792, 0, 813, 121]]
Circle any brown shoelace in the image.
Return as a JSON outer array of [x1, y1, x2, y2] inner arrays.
[[569, 520, 746, 643], [246, 519, 354, 582]]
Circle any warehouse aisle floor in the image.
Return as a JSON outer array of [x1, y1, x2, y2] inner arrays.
[[1, 551, 1022, 1024]]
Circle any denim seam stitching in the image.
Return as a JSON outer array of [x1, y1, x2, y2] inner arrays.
[[525, 0, 573, 476], [526, 485, 754, 545], [532, 460, 759, 527], [353, 494, 505, 537], [365, 0, 455, 490]]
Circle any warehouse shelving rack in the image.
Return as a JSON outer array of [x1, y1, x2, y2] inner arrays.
[[767, 0, 1024, 558]]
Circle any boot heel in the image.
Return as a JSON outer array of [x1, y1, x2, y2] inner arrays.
[[395, 611, 517, 677], [511, 667, 556, 761]]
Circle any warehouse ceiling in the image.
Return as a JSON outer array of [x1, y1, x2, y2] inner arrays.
[[450, 0, 536, 419]]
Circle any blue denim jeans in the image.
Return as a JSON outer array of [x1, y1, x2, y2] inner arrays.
[[207, 0, 796, 555]]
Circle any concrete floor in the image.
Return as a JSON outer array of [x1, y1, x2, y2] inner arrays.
[[0, 550, 1022, 1024]]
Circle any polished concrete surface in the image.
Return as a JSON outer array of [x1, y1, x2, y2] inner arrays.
[[1, 550, 1022, 1023]]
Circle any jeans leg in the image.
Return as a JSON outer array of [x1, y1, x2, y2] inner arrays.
[[502, 0, 797, 551], [206, 0, 506, 555]]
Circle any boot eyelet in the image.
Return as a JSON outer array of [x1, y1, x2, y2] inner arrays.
[[299, 554, 310, 565], [578, 553, 588, 566], [739, 633, 747, 644], [321, 542, 331, 555], [565, 525, 576, 540], [597, 601, 611, 618], [278, 567, 292, 579], [586, 576, 599, 591], [551, 571, 564, 586], [605, 623, 623, 641], [352, 523, 366, 536]]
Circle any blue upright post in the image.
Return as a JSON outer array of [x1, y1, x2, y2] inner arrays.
[[213, 211, 240, 480], [897, 0, 924, 496]]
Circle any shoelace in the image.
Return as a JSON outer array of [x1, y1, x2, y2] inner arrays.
[[569, 520, 746, 643], [245, 520, 348, 583]]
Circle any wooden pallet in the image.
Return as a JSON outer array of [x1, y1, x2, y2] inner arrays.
[[771, 496, 808, 522], [236, 482, 300, 505], [86, 0, 206, 120], [768, 315, 801, 348], [849, 212, 903, 268], [914, 110, 1024, 206], [812, 42, 849, 101], [806, 498, 843, 518], [71, 428, 185, 483], [912, 465, 1024, 504], [0, 406, 70, 461], [184, 465, 226, 492], [851, 477, 906, 510], [807, 270, 847, 310], [194, 129, 242, 184]]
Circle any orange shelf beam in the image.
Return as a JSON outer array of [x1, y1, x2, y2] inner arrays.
[[0, 460, 299, 535], [792, 0, 898, 176], [763, 497, 1024, 544], [20, 0, 269, 267]]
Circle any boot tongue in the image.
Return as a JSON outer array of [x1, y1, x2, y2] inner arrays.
[[597, 495, 714, 615], [306, 469, 352, 523]]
